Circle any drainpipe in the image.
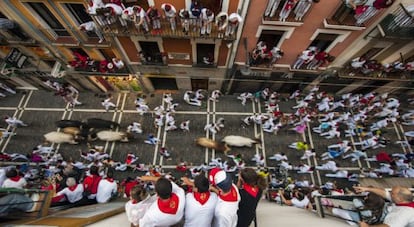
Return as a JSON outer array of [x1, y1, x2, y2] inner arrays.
[[224, 0, 251, 94]]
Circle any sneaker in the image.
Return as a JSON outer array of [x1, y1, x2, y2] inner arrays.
[[98, 39, 104, 43]]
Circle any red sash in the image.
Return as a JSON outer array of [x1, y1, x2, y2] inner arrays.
[[397, 202, 414, 208], [158, 193, 179, 214], [243, 183, 259, 197], [10, 176, 21, 182], [194, 192, 210, 205], [68, 184, 78, 191], [219, 185, 238, 202]]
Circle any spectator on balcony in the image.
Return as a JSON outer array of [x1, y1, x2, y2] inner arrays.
[[103, 2, 127, 29], [147, 6, 162, 35], [294, 0, 319, 21], [190, 1, 202, 32], [161, 3, 177, 31], [200, 8, 214, 36], [265, 0, 282, 17], [215, 12, 228, 38], [226, 13, 243, 37], [112, 58, 124, 69], [269, 47, 284, 67], [179, 9, 190, 35], [292, 49, 315, 69], [133, 6, 149, 34], [353, 0, 394, 25], [87, 0, 104, 14], [306, 51, 333, 70], [79, 21, 104, 43], [279, 0, 297, 22], [350, 55, 367, 73]]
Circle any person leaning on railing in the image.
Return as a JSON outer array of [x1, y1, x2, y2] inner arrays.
[[353, 185, 414, 227]]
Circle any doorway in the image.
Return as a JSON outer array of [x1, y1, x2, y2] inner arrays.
[[191, 78, 208, 91], [196, 43, 215, 66], [139, 41, 163, 65], [149, 77, 178, 90]]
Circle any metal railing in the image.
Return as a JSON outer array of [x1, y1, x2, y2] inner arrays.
[[0, 188, 52, 219]]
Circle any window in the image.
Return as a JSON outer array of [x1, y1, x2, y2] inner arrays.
[[198, 0, 223, 15], [196, 43, 215, 66], [64, 3, 92, 24], [258, 30, 284, 50], [308, 33, 338, 52], [27, 2, 70, 36], [139, 41, 163, 65]]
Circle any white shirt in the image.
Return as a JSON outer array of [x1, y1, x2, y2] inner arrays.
[[125, 195, 157, 226], [200, 8, 214, 22], [80, 21, 97, 31], [57, 184, 84, 203], [139, 181, 185, 227], [228, 13, 242, 24], [161, 4, 176, 17], [1, 177, 27, 189], [291, 196, 310, 208], [213, 184, 240, 227], [96, 178, 117, 203], [184, 191, 218, 227]]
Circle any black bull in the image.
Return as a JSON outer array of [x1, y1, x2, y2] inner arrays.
[[55, 119, 119, 130], [55, 119, 119, 140]]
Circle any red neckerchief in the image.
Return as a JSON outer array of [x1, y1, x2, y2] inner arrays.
[[68, 184, 78, 191], [219, 185, 238, 202], [131, 199, 138, 204], [106, 178, 114, 183], [194, 192, 210, 205], [10, 176, 21, 182], [242, 183, 259, 197], [397, 202, 414, 208], [158, 193, 179, 214]]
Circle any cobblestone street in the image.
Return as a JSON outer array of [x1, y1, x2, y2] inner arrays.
[[0, 90, 413, 188]]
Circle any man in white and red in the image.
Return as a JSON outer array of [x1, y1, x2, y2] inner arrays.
[[209, 167, 240, 227], [1, 168, 27, 189], [96, 170, 117, 203], [182, 174, 218, 227], [225, 13, 242, 37], [83, 165, 102, 200], [139, 175, 185, 227], [161, 3, 177, 31], [56, 177, 84, 204]]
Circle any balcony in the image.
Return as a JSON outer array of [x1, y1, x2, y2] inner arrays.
[[338, 62, 414, 81], [90, 14, 236, 41], [68, 56, 129, 76], [262, 0, 309, 26], [377, 3, 414, 39], [324, 1, 367, 30]]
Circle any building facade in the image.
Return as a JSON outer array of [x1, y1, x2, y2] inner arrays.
[[0, 0, 412, 96]]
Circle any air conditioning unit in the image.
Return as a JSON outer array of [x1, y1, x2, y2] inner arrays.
[[51, 62, 66, 78]]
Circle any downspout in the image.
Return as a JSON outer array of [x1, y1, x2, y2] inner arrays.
[[224, 0, 251, 94]]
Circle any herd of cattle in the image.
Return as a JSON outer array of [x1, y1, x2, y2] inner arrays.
[[44, 118, 128, 144], [44, 118, 262, 154]]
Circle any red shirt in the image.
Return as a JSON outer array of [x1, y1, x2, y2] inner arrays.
[[83, 175, 102, 194]]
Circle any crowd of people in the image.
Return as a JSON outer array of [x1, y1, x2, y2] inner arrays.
[[349, 55, 414, 78], [0, 84, 413, 226], [86, 0, 242, 38]]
